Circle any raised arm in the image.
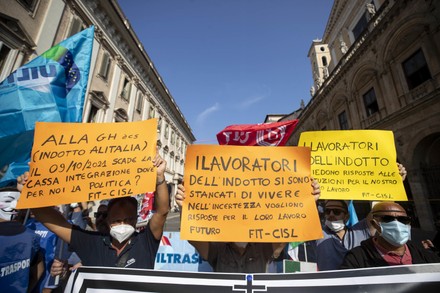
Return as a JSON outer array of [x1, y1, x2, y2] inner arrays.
[[149, 153, 170, 240], [17, 172, 72, 243], [175, 184, 210, 260]]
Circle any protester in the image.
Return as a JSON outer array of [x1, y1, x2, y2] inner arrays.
[[312, 200, 371, 271], [23, 210, 59, 293], [47, 203, 109, 291], [15, 204, 86, 292], [175, 179, 321, 273], [312, 163, 408, 271], [17, 153, 169, 269], [0, 187, 45, 292], [340, 202, 440, 269]]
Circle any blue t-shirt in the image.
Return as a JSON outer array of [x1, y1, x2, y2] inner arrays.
[[313, 219, 371, 271], [69, 223, 160, 269], [26, 218, 59, 292], [0, 221, 41, 293]]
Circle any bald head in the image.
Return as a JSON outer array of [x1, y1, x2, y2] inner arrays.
[[371, 202, 411, 248], [371, 202, 407, 217]]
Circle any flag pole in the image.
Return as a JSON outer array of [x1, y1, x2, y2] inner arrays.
[[23, 208, 30, 224], [303, 242, 308, 262]]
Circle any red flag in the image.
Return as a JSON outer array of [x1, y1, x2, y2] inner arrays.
[[216, 120, 298, 146]]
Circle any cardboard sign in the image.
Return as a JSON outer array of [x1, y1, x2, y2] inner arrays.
[[298, 130, 407, 201], [17, 119, 158, 208], [181, 145, 323, 242]]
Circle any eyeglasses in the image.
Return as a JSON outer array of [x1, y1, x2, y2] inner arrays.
[[94, 211, 107, 218], [373, 215, 411, 225], [324, 209, 345, 216]]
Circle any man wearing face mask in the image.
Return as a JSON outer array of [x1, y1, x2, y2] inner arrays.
[[313, 164, 409, 271], [313, 200, 371, 271], [340, 202, 440, 269], [20, 153, 168, 269]]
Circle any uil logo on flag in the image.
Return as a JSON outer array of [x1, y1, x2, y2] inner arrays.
[[0, 26, 94, 186], [217, 120, 299, 147], [256, 125, 287, 146]]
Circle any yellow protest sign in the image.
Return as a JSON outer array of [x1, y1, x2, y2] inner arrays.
[[17, 119, 158, 209], [181, 145, 323, 242], [298, 130, 407, 201]]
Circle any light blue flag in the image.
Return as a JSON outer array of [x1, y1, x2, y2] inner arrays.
[[346, 200, 359, 228], [0, 26, 94, 184]]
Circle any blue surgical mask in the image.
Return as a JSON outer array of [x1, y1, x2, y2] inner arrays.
[[379, 220, 410, 247]]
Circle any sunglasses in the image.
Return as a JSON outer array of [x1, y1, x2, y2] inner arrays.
[[324, 208, 346, 216], [94, 211, 107, 218], [373, 215, 411, 225]]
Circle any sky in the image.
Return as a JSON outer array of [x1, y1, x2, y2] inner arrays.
[[117, 0, 334, 144]]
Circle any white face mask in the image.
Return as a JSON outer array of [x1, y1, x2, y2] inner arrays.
[[110, 224, 135, 243], [234, 242, 248, 248], [0, 191, 20, 221], [325, 219, 345, 232]]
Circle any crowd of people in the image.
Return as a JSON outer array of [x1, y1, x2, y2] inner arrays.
[[1, 151, 440, 292]]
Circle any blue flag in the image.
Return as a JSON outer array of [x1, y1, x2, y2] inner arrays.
[[346, 200, 359, 228], [0, 26, 94, 181]]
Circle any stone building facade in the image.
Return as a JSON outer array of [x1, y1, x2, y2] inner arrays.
[[0, 0, 195, 209], [285, 0, 440, 231]]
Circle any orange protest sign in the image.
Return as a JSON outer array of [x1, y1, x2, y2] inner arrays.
[[298, 130, 407, 201], [17, 119, 158, 209], [181, 145, 323, 242]]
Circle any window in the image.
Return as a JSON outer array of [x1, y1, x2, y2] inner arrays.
[[149, 106, 155, 119], [98, 52, 110, 81], [87, 91, 109, 123], [171, 131, 176, 145], [67, 17, 83, 38], [164, 124, 169, 139], [157, 117, 162, 132], [322, 56, 328, 67], [338, 111, 349, 130], [87, 104, 99, 123], [352, 13, 368, 40], [402, 49, 431, 90], [17, 0, 38, 12], [114, 108, 128, 122], [120, 78, 131, 101], [136, 92, 143, 113], [0, 42, 11, 78], [363, 88, 379, 116]]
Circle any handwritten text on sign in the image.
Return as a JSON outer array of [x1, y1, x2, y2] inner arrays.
[[17, 119, 158, 209], [181, 145, 323, 242], [298, 130, 407, 201]]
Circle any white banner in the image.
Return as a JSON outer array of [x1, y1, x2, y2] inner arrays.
[[65, 263, 440, 292]]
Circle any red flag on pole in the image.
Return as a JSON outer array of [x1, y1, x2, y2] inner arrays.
[[216, 120, 299, 146]]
